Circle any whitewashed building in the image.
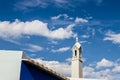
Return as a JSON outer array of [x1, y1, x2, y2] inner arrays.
[[69, 38, 106, 80]]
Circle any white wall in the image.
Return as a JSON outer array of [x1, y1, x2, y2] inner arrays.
[[72, 59, 83, 78], [0, 50, 24, 80]]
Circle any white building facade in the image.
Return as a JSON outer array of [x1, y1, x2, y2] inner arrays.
[[71, 37, 83, 78], [70, 38, 106, 80], [0, 50, 24, 80]]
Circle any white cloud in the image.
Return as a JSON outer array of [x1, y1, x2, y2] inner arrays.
[[51, 14, 62, 20], [51, 14, 73, 20], [48, 40, 58, 44], [86, 16, 93, 20], [14, 0, 49, 10], [104, 31, 120, 44], [112, 66, 120, 73], [33, 58, 71, 76], [96, 58, 114, 68], [0, 19, 76, 42], [75, 17, 88, 23], [81, 35, 90, 38], [80, 41, 88, 44], [51, 47, 70, 53], [15, 0, 69, 10], [32, 58, 120, 80], [83, 66, 112, 80], [83, 66, 94, 77], [82, 58, 87, 62], [15, 0, 103, 10], [24, 44, 43, 52], [84, 58, 120, 80], [49, 27, 74, 39], [65, 58, 71, 63], [29, 53, 37, 57]]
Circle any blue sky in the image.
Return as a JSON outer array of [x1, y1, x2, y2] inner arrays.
[[0, 0, 120, 79]]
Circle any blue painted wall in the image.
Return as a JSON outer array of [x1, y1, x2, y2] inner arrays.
[[20, 62, 34, 80], [20, 61, 65, 80]]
